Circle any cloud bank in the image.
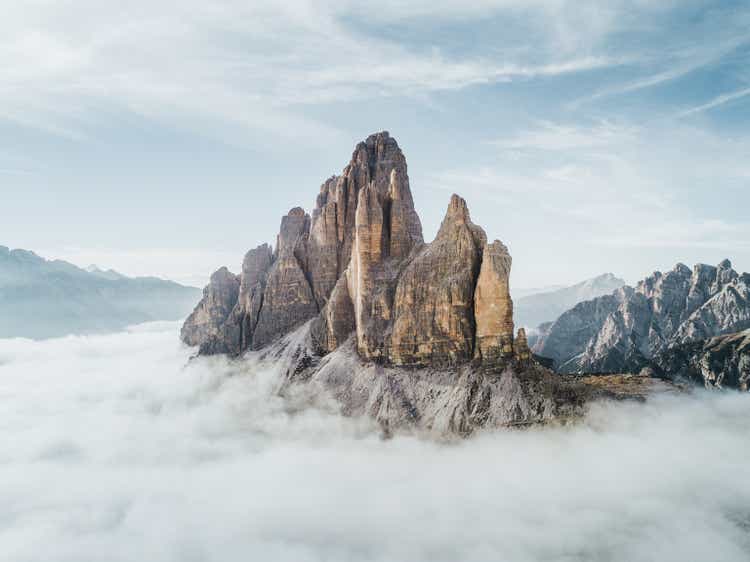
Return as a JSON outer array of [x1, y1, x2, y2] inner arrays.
[[1, 323, 749, 561]]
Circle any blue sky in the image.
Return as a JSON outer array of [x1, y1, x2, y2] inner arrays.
[[2, 0, 749, 288]]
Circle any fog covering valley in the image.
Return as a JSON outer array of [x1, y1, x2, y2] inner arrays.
[[1, 322, 749, 562]]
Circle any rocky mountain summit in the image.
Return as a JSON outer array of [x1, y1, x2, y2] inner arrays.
[[534, 260, 750, 382], [182, 132, 676, 435], [182, 132, 522, 366], [515, 273, 626, 331]]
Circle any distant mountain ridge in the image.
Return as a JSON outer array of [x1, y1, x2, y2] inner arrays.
[[0, 246, 201, 339], [515, 273, 626, 330], [649, 329, 750, 391], [534, 260, 750, 378]]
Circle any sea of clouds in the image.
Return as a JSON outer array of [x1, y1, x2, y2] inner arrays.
[[1, 321, 749, 562]]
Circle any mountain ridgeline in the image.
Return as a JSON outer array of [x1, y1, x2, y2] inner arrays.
[[0, 247, 200, 339], [515, 273, 626, 331], [534, 260, 750, 388]]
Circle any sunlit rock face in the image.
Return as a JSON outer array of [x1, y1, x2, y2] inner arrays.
[[474, 240, 514, 363], [182, 131, 525, 368], [387, 195, 486, 366]]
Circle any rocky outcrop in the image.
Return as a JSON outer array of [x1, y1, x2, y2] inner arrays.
[[535, 261, 750, 374], [233, 244, 274, 351], [183, 132, 524, 370], [306, 132, 423, 312], [181, 267, 240, 355], [474, 240, 514, 362], [514, 328, 531, 362], [252, 208, 318, 349], [649, 330, 750, 391], [387, 195, 486, 365]]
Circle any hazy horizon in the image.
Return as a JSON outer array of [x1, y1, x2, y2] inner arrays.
[[3, 1, 750, 288]]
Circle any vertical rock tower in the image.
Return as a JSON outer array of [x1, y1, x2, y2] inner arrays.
[[474, 241, 515, 361], [182, 132, 524, 368]]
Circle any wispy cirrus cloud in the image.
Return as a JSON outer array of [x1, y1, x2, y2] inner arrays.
[[677, 85, 750, 117], [0, 0, 624, 144]]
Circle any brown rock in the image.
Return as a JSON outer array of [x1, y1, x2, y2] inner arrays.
[[252, 208, 318, 349], [349, 184, 390, 359], [182, 133, 524, 372], [474, 240, 515, 362], [514, 328, 531, 362], [180, 267, 241, 354], [235, 244, 274, 351], [388, 195, 486, 366], [311, 275, 356, 354], [307, 132, 423, 309]]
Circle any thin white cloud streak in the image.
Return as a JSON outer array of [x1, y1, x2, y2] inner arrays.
[[1, 323, 750, 561], [570, 36, 750, 108], [678, 86, 750, 117], [490, 120, 639, 151], [0, 0, 648, 142]]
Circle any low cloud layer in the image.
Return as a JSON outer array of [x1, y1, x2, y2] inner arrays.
[[1, 323, 749, 562]]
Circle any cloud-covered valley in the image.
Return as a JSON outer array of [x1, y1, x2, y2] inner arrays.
[[1, 322, 749, 562]]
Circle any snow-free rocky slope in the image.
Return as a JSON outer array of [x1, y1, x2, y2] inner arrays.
[[515, 273, 625, 331], [182, 132, 678, 435], [534, 260, 750, 386]]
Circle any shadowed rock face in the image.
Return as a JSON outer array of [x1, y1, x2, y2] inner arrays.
[[649, 329, 750, 391], [180, 267, 240, 355], [234, 244, 274, 351], [252, 208, 318, 349], [182, 131, 520, 368], [535, 260, 750, 375]]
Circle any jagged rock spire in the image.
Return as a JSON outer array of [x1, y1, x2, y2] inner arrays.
[[307, 131, 423, 310], [180, 267, 240, 355], [475, 240, 514, 362], [182, 134, 519, 370], [387, 194, 487, 365], [252, 208, 318, 349]]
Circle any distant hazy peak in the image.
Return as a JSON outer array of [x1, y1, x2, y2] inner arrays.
[[86, 264, 127, 280], [0, 245, 201, 339], [513, 272, 627, 330]]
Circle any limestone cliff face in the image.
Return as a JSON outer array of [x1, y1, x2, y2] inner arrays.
[[181, 267, 240, 355], [388, 195, 486, 366], [306, 132, 423, 311], [234, 244, 274, 351], [474, 240, 514, 362], [182, 131, 523, 369], [252, 208, 318, 349]]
